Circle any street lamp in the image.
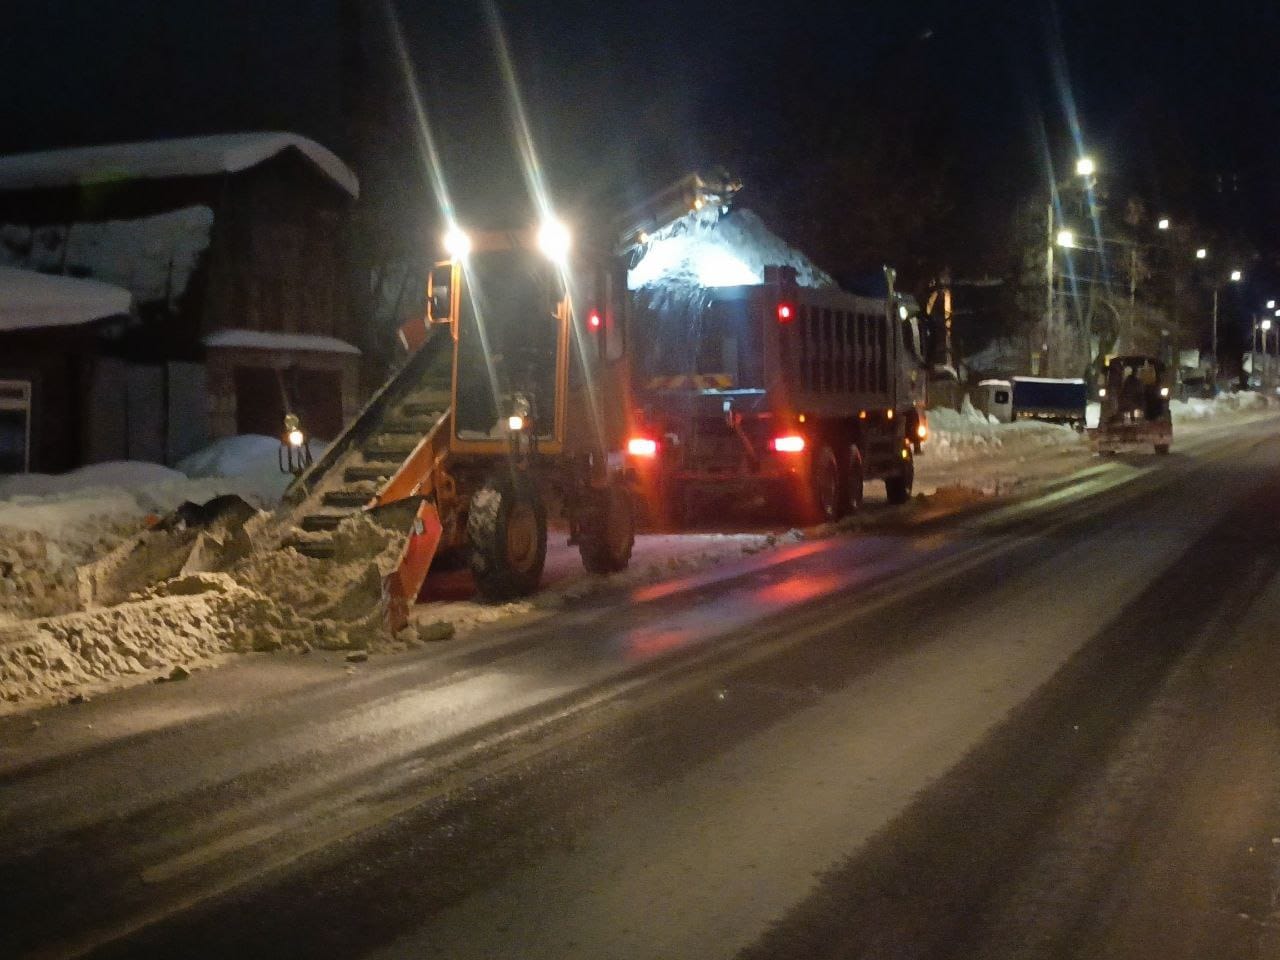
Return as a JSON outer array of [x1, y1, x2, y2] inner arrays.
[[1196, 247, 1208, 259], [1268, 300, 1277, 310], [1157, 217, 1170, 230], [1262, 318, 1274, 389], [1210, 269, 1243, 390], [1043, 153, 1098, 376]]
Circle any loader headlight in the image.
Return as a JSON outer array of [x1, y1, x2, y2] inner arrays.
[[1159, 386, 1169, 398], [537, 219, 571, 263], [443, 226, 472, 260], [507, 415, 525, 432]]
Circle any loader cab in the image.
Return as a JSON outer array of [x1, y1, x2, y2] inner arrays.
[[429, 224, 629, 460]]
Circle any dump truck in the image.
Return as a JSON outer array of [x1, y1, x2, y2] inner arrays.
[[278, 221, 638, 631], [620, 187, 929, 525]]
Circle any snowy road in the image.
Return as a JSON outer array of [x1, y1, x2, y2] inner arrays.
[[4, 416, 1280, 958]]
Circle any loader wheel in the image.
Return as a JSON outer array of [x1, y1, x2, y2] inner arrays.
[[885, 446, 915, 505], [846, 444, 865, 515], [468, 473, 547, 601], [578, 485, 635, 574], [813, 443, 847, 523]]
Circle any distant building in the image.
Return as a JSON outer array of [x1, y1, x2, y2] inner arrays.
[[0, 132, 362, 472]]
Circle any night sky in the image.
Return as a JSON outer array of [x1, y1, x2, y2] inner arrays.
[[3, 1, 1277, 281]]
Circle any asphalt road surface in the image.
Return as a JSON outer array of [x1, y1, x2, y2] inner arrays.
[[4, 418, 1280, 960]]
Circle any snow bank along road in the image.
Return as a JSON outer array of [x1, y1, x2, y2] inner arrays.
[[3, 416, 1280, 959]]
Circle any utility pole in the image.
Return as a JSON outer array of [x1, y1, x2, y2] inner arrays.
[[1211, 286, 1219, 392], [1045, 201, 1055, 376]]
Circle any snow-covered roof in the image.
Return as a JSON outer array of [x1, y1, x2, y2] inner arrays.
[[0, 132, 359, 198], [203, 329, 360, 355], [0, 266, 132, 332], [1, 207, 213, 306]]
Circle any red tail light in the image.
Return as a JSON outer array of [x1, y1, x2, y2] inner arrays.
[[770, 434, 806, 453], [627, 437, 658, 457], [587, 309, 602, 330], [776, 303, 796, 324]]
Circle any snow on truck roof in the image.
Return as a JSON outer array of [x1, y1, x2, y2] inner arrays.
[[0, 266, 131, 332], [0, 133, 359, 198]]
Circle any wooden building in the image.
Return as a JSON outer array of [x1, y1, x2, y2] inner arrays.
[[0, 133, 362, 472]]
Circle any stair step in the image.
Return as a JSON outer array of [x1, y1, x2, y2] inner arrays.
[[361, 439, 419, 460], [322, 488, 372, 509], [300, 513, 348, 532], [289, 538, 336, 559], [380, 417, 437, 436], [400, 400, 448, 419], [345, 463, 399, 483]]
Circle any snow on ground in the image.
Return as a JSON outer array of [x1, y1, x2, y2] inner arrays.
[[4, 393, 1280, 714]]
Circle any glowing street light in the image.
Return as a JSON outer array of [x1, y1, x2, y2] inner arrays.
[[1157, 217, 1170, 230], [1267, 300, 1276, 309], [1263, 319, 1273, 332], [1230, 269, 1243, 282], [1075, 156, 1096, 177], [1056, 229, 1076, 248], [1196, 248, 1208, 259]]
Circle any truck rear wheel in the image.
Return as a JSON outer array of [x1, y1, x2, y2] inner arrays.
[[847, 444, 865, 514], [813, 443, 846, 523], [468, 472, 547, 601], [578, 485, 635, 574], [885, 446, 915, 505]]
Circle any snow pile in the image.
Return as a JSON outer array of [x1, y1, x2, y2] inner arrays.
[[0, 445, 319, 626], [178, 434, 327, 508], [0, 576, 255, 707], [1, 207, 213, 306], [1171, 391, 1275, 422], [628, 208, 834, 291], [925, 397, 1085, 462]]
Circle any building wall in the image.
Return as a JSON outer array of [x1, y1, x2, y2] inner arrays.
[[205, 345, 360, 444]]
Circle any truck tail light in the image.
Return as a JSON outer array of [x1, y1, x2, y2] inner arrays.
[[777, 303, 796, 324], [587, 309, 602, 331], [770, 434, 806, 453], [627, 437, 658, 458]]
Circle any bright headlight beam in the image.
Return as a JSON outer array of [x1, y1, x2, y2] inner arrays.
[[443, 226, 471, 259], [537, 219, 571, 262]]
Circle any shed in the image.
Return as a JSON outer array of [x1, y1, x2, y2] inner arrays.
[[0, 133, 361, 469]]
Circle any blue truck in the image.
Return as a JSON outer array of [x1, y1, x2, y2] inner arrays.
[[1010, 376, 1088, 429]]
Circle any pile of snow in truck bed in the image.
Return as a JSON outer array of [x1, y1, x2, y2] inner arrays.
[[628, 208, 834, 291]]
